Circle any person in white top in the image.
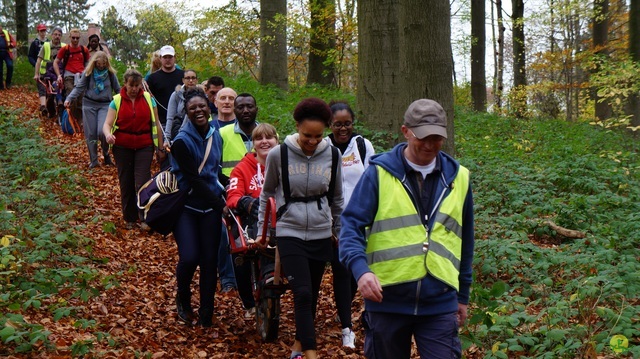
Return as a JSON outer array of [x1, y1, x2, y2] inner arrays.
[[325, 100, 375, 349]]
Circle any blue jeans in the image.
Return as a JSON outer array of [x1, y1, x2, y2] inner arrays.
[[173, 207, 222, 317], [0, 50, 13, 88], [363, 311, 461, 359]]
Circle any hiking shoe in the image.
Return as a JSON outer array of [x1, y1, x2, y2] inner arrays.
[[104, 156, 115, 166], [342, 327, 356, 349], [39, 105, 48, 117], [124, 222, 136, 230], [176, 293, 194, 324], [139, 222, 152, 232], [221, 285, 236, 293], [244, 307, 256, 319]]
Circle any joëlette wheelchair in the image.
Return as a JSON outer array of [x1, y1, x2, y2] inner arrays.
[[223, 197, 288, 342]]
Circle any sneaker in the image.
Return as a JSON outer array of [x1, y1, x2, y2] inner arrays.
[[290, 353, 303, 359], [244, 307, 256, 319], [341, 327, 356, 349]]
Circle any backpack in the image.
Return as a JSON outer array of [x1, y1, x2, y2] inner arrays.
[[355, 135, 367, 167], [276, 143, 339, 219], [59, 109, 74, 135], [61, 45, 89, 71]]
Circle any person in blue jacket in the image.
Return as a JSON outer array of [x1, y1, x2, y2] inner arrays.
[[170, 88, 227, 327], [339, 99, 475, 359]]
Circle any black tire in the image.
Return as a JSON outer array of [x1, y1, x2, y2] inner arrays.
[[255, 290, 280, 342]]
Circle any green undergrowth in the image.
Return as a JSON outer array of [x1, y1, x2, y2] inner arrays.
[[456, 111, 640, 358], [0, 107, 116, 355]]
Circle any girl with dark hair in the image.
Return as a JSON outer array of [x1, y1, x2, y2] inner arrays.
[[170, 88, 227, 327], [258, 98, 343, 359], [326, 100, 375, 348]]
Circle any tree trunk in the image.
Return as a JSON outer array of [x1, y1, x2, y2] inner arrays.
[[260, 0, 289, 90], [512, 0, 526, 87], [15, 0, 28, 56], [628, 0, 640, 129], [357, 0, 402, 147], [398, 0, 455, 153], [307, 0, 336, 86], [471, 0, 487, 112], [593, 0, 611, 121], [495, 0, 505, 110]]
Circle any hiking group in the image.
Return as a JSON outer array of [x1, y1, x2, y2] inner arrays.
[[7, 23, 476, 359]]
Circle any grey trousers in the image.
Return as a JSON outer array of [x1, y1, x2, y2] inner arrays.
[[82, 99, 110, 165]]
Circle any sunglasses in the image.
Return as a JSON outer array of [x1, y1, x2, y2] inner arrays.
[[184, 76, 197, 81], [71, 36, 80, 40]]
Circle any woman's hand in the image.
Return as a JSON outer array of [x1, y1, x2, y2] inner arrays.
[[156, 148, 167, 163], [63, 100, 70, 108], [105, 133, 116, 145]]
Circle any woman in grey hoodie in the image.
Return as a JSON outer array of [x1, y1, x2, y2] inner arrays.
[[258, 98, 343, 359], [65, 51, 120, 168]]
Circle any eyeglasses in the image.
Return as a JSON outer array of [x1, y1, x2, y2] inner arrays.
[[332, 121, 353, 129], [184, 76, 197, 81], [71, 36, 80, 40]]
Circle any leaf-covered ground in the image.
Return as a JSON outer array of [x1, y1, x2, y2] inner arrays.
[[0, 87, 367, 358]]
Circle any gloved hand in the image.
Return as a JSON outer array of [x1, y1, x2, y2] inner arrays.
[[238, 196, 259, 220]]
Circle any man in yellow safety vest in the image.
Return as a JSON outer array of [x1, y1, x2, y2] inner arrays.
[[339, 99, 475, 359]]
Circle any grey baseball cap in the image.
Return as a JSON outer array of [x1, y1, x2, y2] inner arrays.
[[403, 99, 447, 139]]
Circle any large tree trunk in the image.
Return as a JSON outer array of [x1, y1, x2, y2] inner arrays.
[[512, 0, 526, 87], [593, 0, 611, 121], [629, 0, 640, 130], [15, 0, 28, 56], [398, 0, 455, 153], [307, 0, 336, 86], [471, 0, 487, 112], [259, 0, 288, 90], [357, 0, 402, 147]]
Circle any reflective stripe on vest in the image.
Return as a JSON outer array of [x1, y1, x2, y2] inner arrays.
[[40, 41, 66, 75], [366, 165, 469, 290], [112, 92, 159, 147], [220, 124, 249, 176], [2, 30, 9, 44]]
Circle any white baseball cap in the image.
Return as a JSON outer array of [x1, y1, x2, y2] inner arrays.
[[159, 45, 175, 57]]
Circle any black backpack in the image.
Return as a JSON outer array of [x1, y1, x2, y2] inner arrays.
[[276, 143, 339, 219], [355, 135, 367, 166]]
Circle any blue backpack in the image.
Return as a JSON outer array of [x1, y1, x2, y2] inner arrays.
[[59, 108, 74, 135]]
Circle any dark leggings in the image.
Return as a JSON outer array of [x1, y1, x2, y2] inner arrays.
[[280, 253, 327, 351], [112, 145, 153, 222], [331, 246, 356, 329], [173, 207, 222, 317]]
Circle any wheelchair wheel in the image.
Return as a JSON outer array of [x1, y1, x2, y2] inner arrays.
[[255, 289, 280, 342]]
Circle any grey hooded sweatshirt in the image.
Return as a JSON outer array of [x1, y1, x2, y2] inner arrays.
[[258, 133, 343, 240]]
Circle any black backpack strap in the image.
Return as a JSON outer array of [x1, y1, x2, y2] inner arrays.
[[276, 143, 290, 219], [327, 145, 339, 206], [356, 135, 366, 167]]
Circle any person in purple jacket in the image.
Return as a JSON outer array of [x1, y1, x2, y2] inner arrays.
[[339, 99, 475, 359]]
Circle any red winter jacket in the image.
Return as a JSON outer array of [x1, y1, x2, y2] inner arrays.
[[227, 152, 264, 209]]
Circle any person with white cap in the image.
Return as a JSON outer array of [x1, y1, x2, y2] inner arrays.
[[146, 45, 184, 130], [28, 24, 48, 67], [339, 99, 475, 358], [146, 45, 184, 169]]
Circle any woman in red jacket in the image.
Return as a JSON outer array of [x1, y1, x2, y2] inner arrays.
[[102, 69, 165, 229], [226, 123, 278, 317]]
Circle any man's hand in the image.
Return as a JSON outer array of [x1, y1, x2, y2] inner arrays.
[[457, 303, 468, 326], [357, 272, 383, 303]]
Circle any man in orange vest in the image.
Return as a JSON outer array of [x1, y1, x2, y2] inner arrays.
[[0, 23, 16, 90]]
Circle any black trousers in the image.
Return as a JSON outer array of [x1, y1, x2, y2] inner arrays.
[[112, 145, 153, 222]]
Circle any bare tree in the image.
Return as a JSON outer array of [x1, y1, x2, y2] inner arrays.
[[260, 0, 288, 90], [471, 0, 487, 112], [593, 0, 611, 121], [307, 0, 336, 86], [629, 0, 640, 129]]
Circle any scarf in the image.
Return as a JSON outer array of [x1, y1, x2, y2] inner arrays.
[[93, 69, 109, 94]]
